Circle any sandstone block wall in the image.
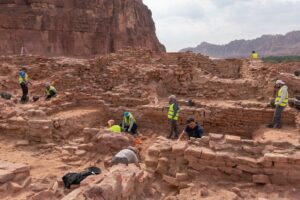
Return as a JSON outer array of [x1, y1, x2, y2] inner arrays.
[[135, 105, 296, 138], [145, 135, 300, 187]]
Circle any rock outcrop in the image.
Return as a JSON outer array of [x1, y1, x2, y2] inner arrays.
[[0, 0, 165, 56], [181, 31, 300, 58]]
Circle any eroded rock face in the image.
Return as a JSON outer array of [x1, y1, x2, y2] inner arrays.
[[0, 0, 165, 56]]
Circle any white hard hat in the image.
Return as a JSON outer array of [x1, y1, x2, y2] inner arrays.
[[276, 80, 285, 85], [168, 95, 176, 100]]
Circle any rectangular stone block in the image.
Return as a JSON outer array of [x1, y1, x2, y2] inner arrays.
[[188, 160, 206, 171], [145, 156, 158, 168], [209, 133, 224, 140], [147, 146, 160, 157], [172, 141, 188, 155], [200, 147, 216, 160], [263, 168, 287, 175], [252, 175, 270, 184], [225, 135, 241, 143], [264, 153, 288, 163], [215, 152, 234, 162], [235, 156, 258, 167], [269, 174, 287, 185], [198, 160, 225, 167], [218, 167, 242, 176], [237, 165, 262, 174], [184, 146, 202, 158]]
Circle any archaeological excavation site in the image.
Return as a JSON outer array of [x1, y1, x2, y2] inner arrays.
[[1, 1, 300, 200]]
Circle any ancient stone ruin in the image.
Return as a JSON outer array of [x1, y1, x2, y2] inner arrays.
[[0, 48, 299, 199]]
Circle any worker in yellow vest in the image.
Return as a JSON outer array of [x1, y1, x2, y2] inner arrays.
[[107, 119, 121, 133], [18, 67, 29, 103], [121, 112, 138, 135], [45, 82, 57, 100], [267, 80, 288, 129], [167, 95, 180, 139], [251, 51, 259, 59]]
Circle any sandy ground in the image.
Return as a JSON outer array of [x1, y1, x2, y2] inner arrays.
[[252, 126, 300, 145]]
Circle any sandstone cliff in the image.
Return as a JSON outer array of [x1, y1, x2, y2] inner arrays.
[[0, 0, 165, 56], [181, 31, 300, 58]]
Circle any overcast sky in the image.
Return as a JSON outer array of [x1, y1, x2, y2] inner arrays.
[[143, 0, 300, 52]]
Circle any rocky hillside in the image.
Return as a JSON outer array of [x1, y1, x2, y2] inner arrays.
[[181, 31, 300, 58], [0, 0, 165, 56]]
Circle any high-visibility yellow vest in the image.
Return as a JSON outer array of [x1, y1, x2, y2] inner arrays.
[[168, 103, 179, 121], [45, 86, 57, 95], [123, 113, 136, 126], [252, 53, 258, 59], [18, 73, 28, 84], [275, 87, 289, 107], [109, 125, 121, 133]]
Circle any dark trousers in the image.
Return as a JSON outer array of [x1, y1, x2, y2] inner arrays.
[[121, 123, 138, 135], [46, 91, 57, 100], [20, 83, 28, 102], [168, 120, 178, 138], [271, 105, 285, 127]]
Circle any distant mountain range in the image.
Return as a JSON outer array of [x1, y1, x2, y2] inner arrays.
[[180, 31, 300, 58]]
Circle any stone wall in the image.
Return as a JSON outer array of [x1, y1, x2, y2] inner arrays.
[[134, 104, 296, 138], [145, 135, 300, 187]]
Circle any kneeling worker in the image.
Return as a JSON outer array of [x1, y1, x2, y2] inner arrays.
[[45, 82, 57, 100], [178, 117, 204, 141], [107, 119, 121, 133], [121, 112, 138, 135], [111, 146, 140, 168]]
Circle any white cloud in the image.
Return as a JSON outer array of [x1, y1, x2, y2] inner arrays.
[[143, 0, 300, 52]]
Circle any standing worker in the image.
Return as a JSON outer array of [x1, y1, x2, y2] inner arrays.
[[251, 51, 259, 59], [45, 82, 57, 100], [121, 112, 138, 135], [167, 95, 180, 139], [19, 67, 29, 103], [267, 80, 289, 129]]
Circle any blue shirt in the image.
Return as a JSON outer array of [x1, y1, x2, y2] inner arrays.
[[184, 123, 204, 138]]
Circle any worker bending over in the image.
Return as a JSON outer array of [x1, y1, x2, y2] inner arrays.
[[19, 67, 29, 103], [107, 119, 121, 133], [121, 112, 138, 135], [268, 80, 289, 129], [45, 82, 57, 100], [167, 95, 180, 139], [178, 117, 204, 141], [111, 146, 140, 168]]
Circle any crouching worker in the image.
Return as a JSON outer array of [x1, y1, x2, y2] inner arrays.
[[178, 117, 204, 141], [45, 82, 57, 100], [121, 112, 138, 135], [111, 146, 140, 168], [107, 119, 121, 133]]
